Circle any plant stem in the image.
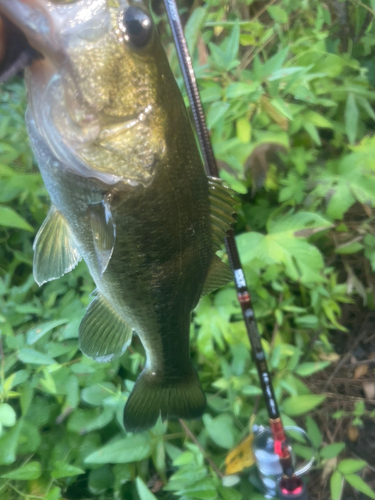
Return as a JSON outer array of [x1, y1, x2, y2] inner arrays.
[[179, 419, 223, 478], [350, 0, 375, 16]]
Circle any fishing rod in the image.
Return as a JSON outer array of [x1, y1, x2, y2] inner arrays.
[[162, 1, 310, 498]]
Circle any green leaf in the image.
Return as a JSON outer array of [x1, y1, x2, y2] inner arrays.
[[225, 22, 240, 62], [335, 242, 364, 254], [218, 485, 242, 500], [203, 414, 236, 449], [0, 420, 23, 465], [0, 175, 40, 203], [292, 443, 314, 461], [4, 370, 29, 390], [304, 122, 321, 145], [261, 47, 289, 79], [304, 111, 333, 129], [113, 464, 134, 493], [45, 340, 76, 358], [207, 102, 230, 129], [17, 421, 41, 454], [173, 451, 196, 466], [330, 471, 344, 500], [200, 85, 223, 103], [45, 487, 62, 500], [325, 182, 355, 220], [40, 368, 57, 394], [67, 407, 114, 434], [220, 170, 248, 194], [357, 97, 375, 120], [320, 442, 346, 459], [70, 363, 96, 374], [267, 5, 288, 23], [226, 82, 259, 99], [51, 461, 84, 479], [20, 382, 33, 416], [185, 7, 206, 55], [345, 93, 359, 145], [338, 459, 367, 475], [240, 211, 330, 284], [26, 319, 68, 345], [166, 463, 208, 492], [282, 395, 325, 416], [81, 382, 116, 406], [242, 385, 262, 396], [268, 66, 305, 81], [165, 443, 182, 462], [355, 401, 366, 416], [236, 232, 265, 263], [18, 348, 56, 365], [66, 375, 79, 409], [313, 53, 346, 77], [295, 315, 320, 328], [335, 156, 375, 207], [295, 361, 330, 376], [85, 434, 151, 464], [306, 416, 322, 448], [345, 474, 375, 499], [180, 478, 217, 499], [88, 465, 114, 494], [208, 43, 229, 71], [268, 211, 332, 234], [136, 477, 158, 500], [0, 403, 16, 427], [237, 222, 326, 285], [0, 206, 34, 231], [270, 98, 293, 120], [1, 461, 41, 480], [236, 118, 251, 143]]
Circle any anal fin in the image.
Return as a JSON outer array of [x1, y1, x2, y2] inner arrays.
[[208, 177, 237, 251], [202, 255, 233, 296], [79, 293, 132, 363], [33, 206, 81, 286]]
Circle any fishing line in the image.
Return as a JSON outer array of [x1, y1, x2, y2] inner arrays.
[[162, 1, 309, 498]]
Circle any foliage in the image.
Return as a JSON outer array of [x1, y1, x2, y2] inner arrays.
[[1, 0, 375, 499]]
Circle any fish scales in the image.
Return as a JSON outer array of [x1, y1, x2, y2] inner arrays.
[[1, 0, 236, 431]]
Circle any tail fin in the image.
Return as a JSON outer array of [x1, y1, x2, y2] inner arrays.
[[123, 368, 206, 432]]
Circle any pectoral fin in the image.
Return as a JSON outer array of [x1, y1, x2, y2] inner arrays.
[[88, 197, 115, 277], [202, 255, 233, 296], [208, 177, 237, 251], [33, 206, 81, 286], [79, 292, 132, 363]]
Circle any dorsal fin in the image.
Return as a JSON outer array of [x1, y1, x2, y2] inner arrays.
[[201, 255, 233, 296], [208, 177, 237, 251], [33, 206, 81, 286]]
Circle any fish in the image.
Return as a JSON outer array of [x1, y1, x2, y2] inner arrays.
[[0, 0, 236, 432]]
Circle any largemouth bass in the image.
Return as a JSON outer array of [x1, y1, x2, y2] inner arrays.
[[0, 0, 236, 431]]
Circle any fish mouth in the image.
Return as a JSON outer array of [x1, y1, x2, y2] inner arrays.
[[0, 0, 113, 65], [0, 13, 41, 83], [0, 0, 63, 63]]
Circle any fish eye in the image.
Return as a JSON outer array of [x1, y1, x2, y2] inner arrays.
[[121, 6, 153, 49]]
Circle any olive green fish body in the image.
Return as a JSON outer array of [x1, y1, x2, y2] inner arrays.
[[2, 0, 236, 431], [29, 77, 212, 362]]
